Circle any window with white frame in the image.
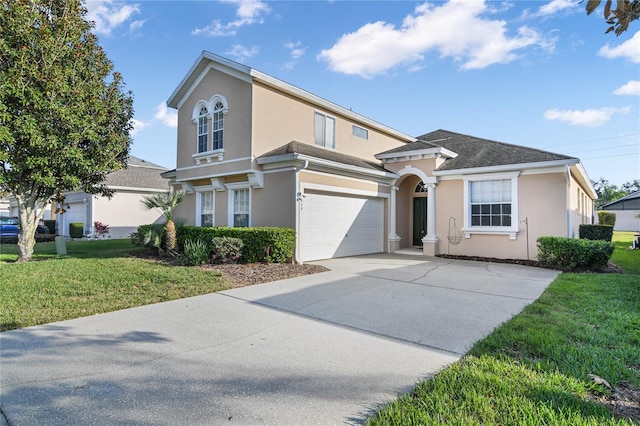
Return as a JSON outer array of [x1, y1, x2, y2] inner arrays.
[[197, 106, 208, 153], [212, 101, 224, 150], [463, 173, 519, 238], [314, 112, 335, 148], [198, 191, 214, 227], [352, 124, 368, 140], [470, 180, 512, 227], [232, 188, 250, 227]]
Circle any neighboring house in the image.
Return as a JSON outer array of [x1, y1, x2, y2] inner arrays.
[[165, 51, 596, 262], [9, 156, 170, 238], [600, 191, 640, 231], [0, 196, 9, 216]]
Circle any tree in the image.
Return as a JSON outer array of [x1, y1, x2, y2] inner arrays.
[[591, 177, 627, 208], [621, 179, 640, 193], [141, 190, 185, 253], [585, 0, 640, 35], [0, 0, 133, 262]]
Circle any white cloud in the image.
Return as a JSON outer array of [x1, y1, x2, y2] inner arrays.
[[85, 0, 141, 35], [317, 0, 550, 78], [154, 103, 177, 128], [225, 44, 259, 63], [130, 118, 150, 136], [544, 106, 631, 126], [128, 19, 146, 33], [285, 41, 307, 60], [598, 31, 640, 63], [538, 0, 575, 15], [613, 80, 640, 96], [192, 0, 270, 37]]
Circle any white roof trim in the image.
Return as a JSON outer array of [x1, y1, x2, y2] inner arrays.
[[375, 147, 458, 161], [432, 158, 580, 177], [257, 152, 397, 179]]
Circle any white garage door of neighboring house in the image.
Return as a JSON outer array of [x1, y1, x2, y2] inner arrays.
[[300, 191, 383, 262], [62, 202, 87, 236]]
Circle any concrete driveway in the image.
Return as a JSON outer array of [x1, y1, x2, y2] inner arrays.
[[0, 254, 559, 425]]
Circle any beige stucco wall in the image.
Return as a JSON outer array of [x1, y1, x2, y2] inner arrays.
[[569, 171, 595, 237], [173, 192, 196, 226], [175, 68, 253, 173], [251, 82, 406, 161], [252, 172, 295, 228], [429, 173, 569, 260]]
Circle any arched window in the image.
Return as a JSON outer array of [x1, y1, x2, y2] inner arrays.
[[415, 182, 427, 193], [197, 106, 208, 153], [212, 101, 224, 150]]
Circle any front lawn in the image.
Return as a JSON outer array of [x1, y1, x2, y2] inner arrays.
[[367, 232, 640, 425], [0, 239, 228, 331]]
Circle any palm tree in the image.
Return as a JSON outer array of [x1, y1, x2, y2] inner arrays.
[[141, 189, 185, 252]]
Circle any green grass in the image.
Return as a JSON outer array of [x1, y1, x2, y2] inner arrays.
[[367, 232, 640, 425], [0, 239, 228, 331]]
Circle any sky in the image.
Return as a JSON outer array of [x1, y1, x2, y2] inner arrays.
[[84, 0, 640, 187]]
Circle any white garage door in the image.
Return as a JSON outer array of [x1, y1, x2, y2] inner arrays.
[[300, 191, 384, 261], [62, 203, 87, 236]]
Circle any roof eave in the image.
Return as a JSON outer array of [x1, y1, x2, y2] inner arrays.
[[433, 158, 580, 177], [375, 147, 458, 161]]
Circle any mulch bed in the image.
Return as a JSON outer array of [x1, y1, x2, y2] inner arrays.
[[200, 262, 329, 287]]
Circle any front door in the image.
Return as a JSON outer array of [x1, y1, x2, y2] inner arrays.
[[413, 197, 427, 246]]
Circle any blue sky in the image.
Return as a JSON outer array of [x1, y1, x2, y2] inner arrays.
[[85, 0, 639, 187]]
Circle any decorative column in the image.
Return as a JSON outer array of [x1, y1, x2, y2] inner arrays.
[[388, 186, 401, 252], [422, 183, 438, 256]]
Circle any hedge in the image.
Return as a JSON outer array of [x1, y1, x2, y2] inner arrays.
[[69, 222, 84, 238], [537, 236, 614, 271], [176, 226, 295, 263], [44, 220, 56, 234], [579, 224, 614, 241], [598, 211, 616, 227]]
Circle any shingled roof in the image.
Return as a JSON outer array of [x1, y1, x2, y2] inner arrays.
[[102, 156, 170, 190], [258, 141, 387, 172], [416, 129, 577, 171]]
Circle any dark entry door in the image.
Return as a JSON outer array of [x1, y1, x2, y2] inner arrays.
[[413, 197, 427, 246]]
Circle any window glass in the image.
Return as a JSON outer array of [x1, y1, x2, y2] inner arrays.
[[200, 192, 214, 227], [314, 112, 335, 148], [352, 125, 368, 140], [212, 101, 224, 150], [197, 106, 208, 153], [470, 179, 511, 227], [233, 189, 249, 228]]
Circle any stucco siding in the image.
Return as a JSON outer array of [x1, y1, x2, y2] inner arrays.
[[251, 82, 405, 161], [175, 68, 252, 172], [252, 172, 295, 228]]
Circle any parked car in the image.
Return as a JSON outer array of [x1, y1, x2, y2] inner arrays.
[[36, 220, 49, 234], [0, 216, 19, 239]]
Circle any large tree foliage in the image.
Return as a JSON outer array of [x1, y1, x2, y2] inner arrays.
[[0, 0, 133, 261], [591, 178, 638, 208], [586, 0, 640, 35]]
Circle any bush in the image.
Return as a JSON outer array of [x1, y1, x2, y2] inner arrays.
[[69, 222, 84, 238], [180, 239, 210, 266], [579, 224, 614, 241], [132, 224, 166, 248], [211, 237, 244, 264], [176, 226, 295, 263], [598, 211, 616, 227], [44, 220, 56, 234], [537, 236, 614, 271]]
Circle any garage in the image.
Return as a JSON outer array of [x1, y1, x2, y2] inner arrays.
[[300, 191, 384, 261], [61, 202, 88, 236]]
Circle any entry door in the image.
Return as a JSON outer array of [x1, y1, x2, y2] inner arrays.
[[413, 197, 427, 246]]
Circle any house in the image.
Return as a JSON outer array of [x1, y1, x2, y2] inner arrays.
[[166, 51, 596, 262], [9, 156, 171, 238], [600, 190, 640, 231]]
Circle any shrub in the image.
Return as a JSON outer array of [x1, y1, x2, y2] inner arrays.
[[93, 221, 110, 238], [69, 222, 84, 238], [44, 220, 56, 234], [180, 239, 210, 266], [211, 237, 244, 264], [537, 236, 614, 271], [176, 226, 295, 263], [132, 224, 166, 248], [579, 224, 614, 241], [598, 211, 616, 227]]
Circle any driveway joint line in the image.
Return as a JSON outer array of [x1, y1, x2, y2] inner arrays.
[[219, 292, 464, 356]]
